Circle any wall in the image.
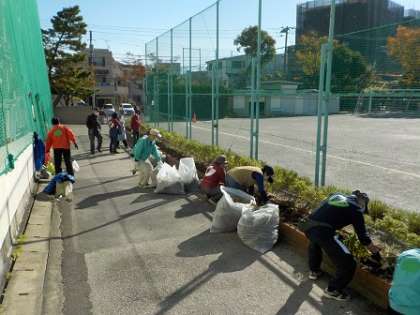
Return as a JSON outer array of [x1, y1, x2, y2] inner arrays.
[[54, 106, 93, 124], [0, 145, 36, 290]]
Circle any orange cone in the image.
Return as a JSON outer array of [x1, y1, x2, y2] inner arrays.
[[192, 112, 197, 123]]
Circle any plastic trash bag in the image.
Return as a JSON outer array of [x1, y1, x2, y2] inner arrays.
[[72, 160, 80, 173], [389, 249, 420, 315], [178, 157, 199, 184], [154, 162, 185, 195], [210, 186, 256, 233], [237, 203, 279, 253]]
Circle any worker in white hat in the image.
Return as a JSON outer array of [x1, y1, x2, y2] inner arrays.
[[132, 128, 162, 187]]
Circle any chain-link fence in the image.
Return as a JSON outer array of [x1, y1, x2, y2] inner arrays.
[[145, 0, 420, 211], [0, 0, 53, 175]]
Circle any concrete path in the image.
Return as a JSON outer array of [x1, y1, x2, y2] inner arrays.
[[43, 125, 382, 315]]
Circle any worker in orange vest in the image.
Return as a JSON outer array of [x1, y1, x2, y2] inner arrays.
[[45, 117, 78, 176]]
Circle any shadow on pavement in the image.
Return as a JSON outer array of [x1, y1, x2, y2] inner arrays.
[[76, 187, 140, 209]]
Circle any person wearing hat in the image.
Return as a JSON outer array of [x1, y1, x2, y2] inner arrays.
[[132, 128, 162, 187], [225, 165, 274, 204], [301, 190, 381, 301], [200, 155, 227, 203]]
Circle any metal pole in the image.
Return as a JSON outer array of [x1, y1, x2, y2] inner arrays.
[[321, 0, 336, 186], [199, 48, 202, 71], [215, 0, 220, 146], [89, 31, 96, 109], [188, 17, 192, 139], [211, 61, 215, 145], [368, 91, 373, 113], [156, 37, 160, 128], [144, 43, 148, 121], [250, 57, 256, 158], [170, 28, 174, 131], [315, 44, 327, 187], [254, 0, 262, 160]]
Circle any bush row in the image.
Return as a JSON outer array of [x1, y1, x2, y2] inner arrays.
[[160, 130, 420, 253]]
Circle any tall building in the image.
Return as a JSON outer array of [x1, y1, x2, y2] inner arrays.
[[296, 0, 405, 71]]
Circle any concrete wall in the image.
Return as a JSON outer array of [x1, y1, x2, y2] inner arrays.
[[0, 145, 36, 291], [54, 106, 92, 124]]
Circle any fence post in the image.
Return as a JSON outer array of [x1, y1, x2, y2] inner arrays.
[[215, 0, 220, 146], [315, 44, 327, 187], [250, 57, 256, 158], [320, 0, 336, 186], [254, 0, 262, 160], [155, 38, 160, 128], [188, 17, 192, 139]]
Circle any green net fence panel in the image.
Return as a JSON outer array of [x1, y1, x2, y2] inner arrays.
[[0, 0, 53, 175], [145, 0, 420, 211]]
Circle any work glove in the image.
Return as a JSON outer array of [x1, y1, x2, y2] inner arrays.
[[74, 143, 79, 150]]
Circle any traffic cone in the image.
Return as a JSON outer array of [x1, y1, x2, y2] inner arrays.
[[192, 112, 197, 123]]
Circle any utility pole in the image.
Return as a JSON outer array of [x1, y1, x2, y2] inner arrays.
[[89, 30, 96, 108], [280, 26, 294, 77]]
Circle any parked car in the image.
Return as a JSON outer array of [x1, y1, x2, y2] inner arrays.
[[103, 104, 115, 117], [120, 103, 135, 116]]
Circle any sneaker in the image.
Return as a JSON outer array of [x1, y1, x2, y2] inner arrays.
[[323, 288, 350, 301], [309, 270, 323, 280]]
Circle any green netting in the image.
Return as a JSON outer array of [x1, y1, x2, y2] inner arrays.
[[0, 0, 53, 175]]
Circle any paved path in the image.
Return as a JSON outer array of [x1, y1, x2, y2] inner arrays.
[[170, 115, 420, 212], [43, 125, 381, 315]]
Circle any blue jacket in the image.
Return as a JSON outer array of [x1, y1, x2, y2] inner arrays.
[[33, 137, 45, 171], [133, 136, 161, 162], [43, 172, 75, 195]]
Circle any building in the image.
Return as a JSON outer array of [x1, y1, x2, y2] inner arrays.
[[206, 54, 285, 89], [86, 48, 145, 108], [296, 0, 405, 72], [296, 0, 404, 40], [232, 80, 339, 117], [405, 8, 420, 18]]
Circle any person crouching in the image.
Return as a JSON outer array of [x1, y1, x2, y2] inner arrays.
[[132, 129, 162, 188], [200, 155, 227, 204]]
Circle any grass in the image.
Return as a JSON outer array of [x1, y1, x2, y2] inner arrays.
[[159, 129, 420, 257]]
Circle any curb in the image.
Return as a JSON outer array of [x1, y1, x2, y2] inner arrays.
[[1, 185, 54, 315]]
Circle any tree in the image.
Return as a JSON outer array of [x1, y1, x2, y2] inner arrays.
[[387, 26, 420, 88], [234, 26, 276, 65], [295, 32, 373, 92], [42, 6, 93, 106]]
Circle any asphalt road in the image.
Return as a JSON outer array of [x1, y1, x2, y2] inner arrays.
[[170, 115, 420, 212], [43, 125, 381, 315]]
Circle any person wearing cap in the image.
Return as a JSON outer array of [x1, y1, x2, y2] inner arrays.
[[300, 190, 381, 301], [132, 129, 162, 187], [45, 117, 78, 176], [225, 165, 274, 204], [200, 155, 227, 203]]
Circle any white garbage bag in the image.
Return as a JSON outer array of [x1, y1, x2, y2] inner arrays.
[[154, 162, 185, 195], [210, 186, 256, 233], [178, 157, 200, 193], [237, 203, 279, 253]]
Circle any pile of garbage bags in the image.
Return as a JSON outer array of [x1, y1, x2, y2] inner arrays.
[[210, 186, 279, 253], [155, 157, 199, 195]]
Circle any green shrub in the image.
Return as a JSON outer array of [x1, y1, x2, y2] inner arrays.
[[368, 200, 390, 221]]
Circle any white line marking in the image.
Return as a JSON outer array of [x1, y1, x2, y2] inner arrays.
[[191, 124, 420, 180]]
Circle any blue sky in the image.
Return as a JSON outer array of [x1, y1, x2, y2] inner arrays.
[[37, 0, 420, 63]]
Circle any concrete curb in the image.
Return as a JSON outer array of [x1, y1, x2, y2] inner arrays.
[[1, 185, 54, 315]]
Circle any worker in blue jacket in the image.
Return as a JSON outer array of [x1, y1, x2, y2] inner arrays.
[[301, 190, 380, 301], [132, 129, 162, 187]]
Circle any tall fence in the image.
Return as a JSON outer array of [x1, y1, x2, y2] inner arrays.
[[145, 0, 420, 212], [0, 0, 53, 175]]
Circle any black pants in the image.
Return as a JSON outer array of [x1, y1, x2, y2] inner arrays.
[[53, 148, 74, 176], [306, 227, 356, 291], [88, 128, 102, 153], [132, 130, 140, 147]]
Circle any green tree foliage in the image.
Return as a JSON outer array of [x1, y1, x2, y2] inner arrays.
[[234, 26, 276, 65], [387, 26, 420, 88], [42, 6, 93, 106], [296, 33, 373, 92]]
